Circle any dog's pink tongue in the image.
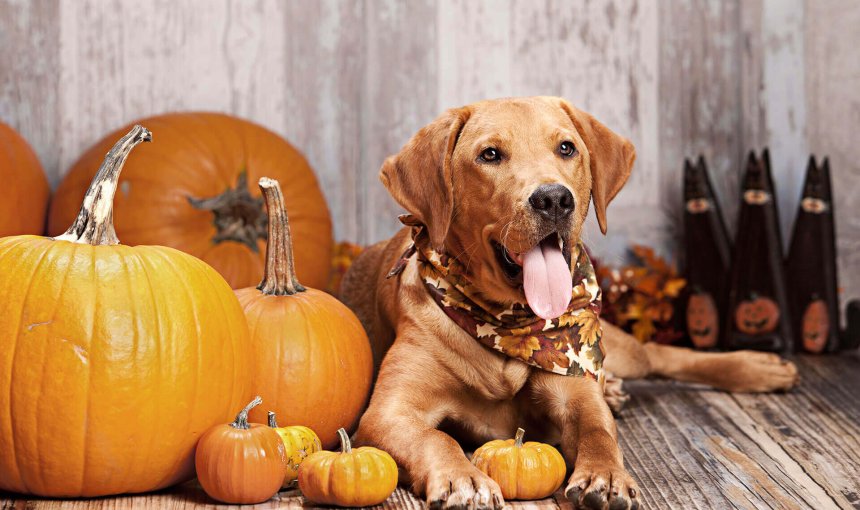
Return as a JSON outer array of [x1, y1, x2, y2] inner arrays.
[[523, 238, 573, 320]]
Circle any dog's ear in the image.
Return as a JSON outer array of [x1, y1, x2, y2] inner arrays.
[[380, 107, 470, 250], [559, 100, 636, 234]]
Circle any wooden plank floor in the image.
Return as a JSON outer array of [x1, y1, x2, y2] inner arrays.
[[2, 354, 858, 509]]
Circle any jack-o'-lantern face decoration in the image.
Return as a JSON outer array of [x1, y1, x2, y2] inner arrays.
[[802, 299, 829, 353], [734, 294, 780, 335], [687, 292, 719, 348]]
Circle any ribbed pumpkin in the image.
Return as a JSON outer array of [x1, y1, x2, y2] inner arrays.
[[0, 121, 50, 236], [268, 411, 322, 486], [235, 178, 372, 448], [48, 112, 333, 290], [195, 397, 287, 504], [298, 428, 398, 507], [471, 428, 566, 500], [0, 126, 251, 497]]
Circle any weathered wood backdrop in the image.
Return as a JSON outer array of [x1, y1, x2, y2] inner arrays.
[[1, 0, 857, 306]]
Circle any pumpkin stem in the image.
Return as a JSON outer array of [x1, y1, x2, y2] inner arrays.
[[514, 427, 525, 448], [257, 177, 306, 296], [230, 396, 263, 430], [54, 125, 152, 246], [268, 411, 278, 428], [337, 427, 352, 454], [187, 170, 268, 252]]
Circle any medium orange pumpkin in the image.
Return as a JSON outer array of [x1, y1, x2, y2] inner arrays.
[[0, 121, 50, 236], [48, 112, 333, 290], [235, 177, 372, 448], [0, 126, 251, 497], [298, 428, 398, 507], [471, 428, 566, 500], [195, 397, 287, 504]]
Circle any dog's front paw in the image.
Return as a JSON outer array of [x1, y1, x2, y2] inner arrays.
[[565, 462, 640, 510], [426, 466, 504, 510]]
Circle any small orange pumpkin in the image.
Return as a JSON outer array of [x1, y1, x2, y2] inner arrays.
[[298, 428, 398, 507], [471, 428, 566, 500], [687, 292, 719, 348], [0, 121, 50, 236], [195, 397, 287, 504], [235, 178, 373, 448], [268, 411, 322, 486], [802, 299, 829, 353], [735, 293, 780, 335]]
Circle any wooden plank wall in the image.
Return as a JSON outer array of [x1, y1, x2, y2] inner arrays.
[[0, 0, 856, 306]]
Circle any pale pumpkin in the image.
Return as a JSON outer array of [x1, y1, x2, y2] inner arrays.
[[472, 428, 566, 500], [268, 411, 322, 486], [0, 121, 50, 236], [0, 126, 251, 497], [235, 177, 372, 447], [298, 428, 398, 507], [196, 397, 287, 504], [48, 112, 333, 290]]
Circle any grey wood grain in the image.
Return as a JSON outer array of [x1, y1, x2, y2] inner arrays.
[[0, 0, 61, 185], [804, 0, 860, 315]]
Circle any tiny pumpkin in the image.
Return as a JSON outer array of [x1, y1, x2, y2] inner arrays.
[[195, 397, 287, 504], [472, 428, 566, 500], [268, 411, 322, 486], [298, 428, 398, 507], [735, 293, 780, 335], [0, 121, 50, 236], [235, 177, 373, 448]]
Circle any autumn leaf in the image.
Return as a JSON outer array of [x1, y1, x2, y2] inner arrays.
[[663, 277, 687, 298], [632, 318, 656, 343], [498, 336, 541, 360], [572, 308, 602, 346], [532, 348, 570, 371]]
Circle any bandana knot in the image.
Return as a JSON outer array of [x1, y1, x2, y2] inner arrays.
[[389, 215, 605, 381]]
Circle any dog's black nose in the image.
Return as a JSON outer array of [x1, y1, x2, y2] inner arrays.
[[529, 184, 574, 220]]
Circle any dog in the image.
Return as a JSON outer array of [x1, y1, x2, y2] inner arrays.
[[340, 97, 798, 510]]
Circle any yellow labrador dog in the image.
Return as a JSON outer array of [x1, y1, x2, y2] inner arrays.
[[341, 97, 797, 510]]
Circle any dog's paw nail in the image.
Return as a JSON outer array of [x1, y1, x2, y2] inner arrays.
[[629, 487, 637, 498]]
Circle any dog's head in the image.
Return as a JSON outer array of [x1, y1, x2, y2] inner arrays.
[[381, 97, 635, 316]]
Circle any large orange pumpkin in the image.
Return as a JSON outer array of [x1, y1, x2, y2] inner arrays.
[[235, 177, 372, 448], [0, 121, 50, 236], [48, 112, 332, 290], [0, 126, 251, 497]]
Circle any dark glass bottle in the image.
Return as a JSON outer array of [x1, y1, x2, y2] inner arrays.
[[786, 156, 840, 353], [723, 151, 793, 353], [682, 156, 732, 349]]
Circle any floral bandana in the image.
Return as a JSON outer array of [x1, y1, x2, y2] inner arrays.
[[388, 215, 605, 382]]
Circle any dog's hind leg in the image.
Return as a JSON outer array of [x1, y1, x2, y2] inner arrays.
[[601, 322, 799, 392]]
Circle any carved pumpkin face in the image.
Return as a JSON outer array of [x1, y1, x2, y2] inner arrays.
[[735, 295, 780, 335], [802, 299, 829, 353], [687, 293, 719, 348]]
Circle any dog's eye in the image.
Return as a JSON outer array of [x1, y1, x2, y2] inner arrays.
[[559, 141, 576, 157], [479, 147, 500, 163]]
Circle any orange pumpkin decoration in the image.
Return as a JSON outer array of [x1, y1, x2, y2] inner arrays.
[[48, 112, 332, 290], [802, 299, 829, 353], [298, 428, 398, 507], [0, 126, 251, 497], [687, 292, 719, 348], [235, 178, 372, 448], [735, 294, 781, 335], [0, 121, 50, 236], [195, 397, 287, 504], [471, 428, 566, 500]]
